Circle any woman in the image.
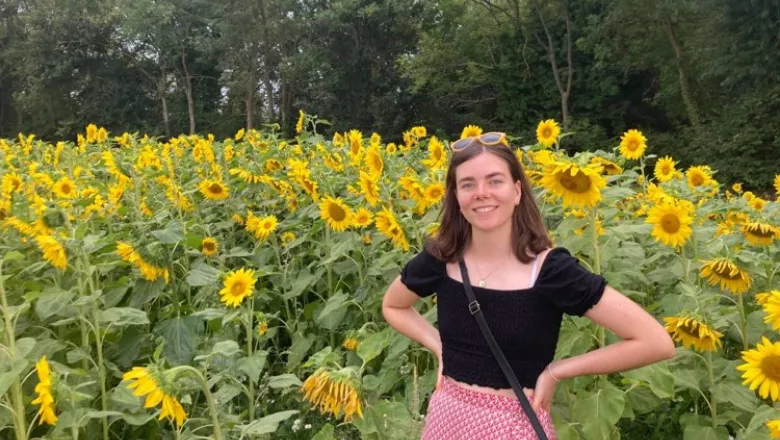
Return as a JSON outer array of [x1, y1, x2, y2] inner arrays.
[[381, 133, 676, 439]]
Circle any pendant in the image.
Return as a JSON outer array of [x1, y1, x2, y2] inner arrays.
[[478, 279, 487, 288]]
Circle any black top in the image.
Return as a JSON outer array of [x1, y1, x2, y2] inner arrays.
[[400, 246, 606, 389]]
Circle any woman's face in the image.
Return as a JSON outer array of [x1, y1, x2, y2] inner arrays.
[[454, 151, 521, 233]]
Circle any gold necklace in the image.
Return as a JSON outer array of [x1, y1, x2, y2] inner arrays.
[[472, 257, 510, 288]]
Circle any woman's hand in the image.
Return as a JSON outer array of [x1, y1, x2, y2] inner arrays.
[[532, 364, 559, 413]]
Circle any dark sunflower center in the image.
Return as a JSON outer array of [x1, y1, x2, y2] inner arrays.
[[262, 220, 273, 229], [389, 225, 401, 236], [678, 323, 699, 338], [328, 203, 346, 221], [691, 174, 704, 186], [627, 140, 640, 151], [661, 165, 671, 174], [230, 281, 246, 296], [713, 266, 742, 280], [203, 242, 215, 251], [61, 183, 72, 194], [747, 225, 772, 238], [760, 354, 780, 381], [661, 214, 681, 233], [558, 170, 592, 193], [209, 183, 224, 194], [542, 128, 552, 138]]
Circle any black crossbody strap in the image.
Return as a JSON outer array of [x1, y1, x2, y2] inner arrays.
[[459, 259, 549, 440]]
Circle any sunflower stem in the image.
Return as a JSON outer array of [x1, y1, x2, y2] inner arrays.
[[737, 293, 749, 351], [169, 366, 223, 440], [245, 300, 255, 422], [91, 300, 109, 440], [590, 207, 605, 348], [81, 252, 110, 440], [0, 261, 28, 440], [706, 351, 717, 428]]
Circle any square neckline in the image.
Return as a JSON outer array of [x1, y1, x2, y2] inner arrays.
[[443, 248, 558, 293]]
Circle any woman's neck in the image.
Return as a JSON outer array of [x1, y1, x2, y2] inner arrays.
[[467, 223, 514, 262]]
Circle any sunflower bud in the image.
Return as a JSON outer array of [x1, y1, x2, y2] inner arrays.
[[42, 209, 66, 228]]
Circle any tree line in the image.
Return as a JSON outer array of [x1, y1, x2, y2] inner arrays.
[[0, 0, 778, 189]]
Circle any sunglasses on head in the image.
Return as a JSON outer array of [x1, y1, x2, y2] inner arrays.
[[450, 132, 509, 152]]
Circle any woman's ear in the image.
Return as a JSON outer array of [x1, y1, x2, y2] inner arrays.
[[514, 181, 522, 206]]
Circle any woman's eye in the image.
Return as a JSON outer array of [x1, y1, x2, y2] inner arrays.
[[461, 183, 474, 190], [490, 179, 503, 185]]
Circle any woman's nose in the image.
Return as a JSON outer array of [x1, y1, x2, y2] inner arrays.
[[475, 181, 489, 198]]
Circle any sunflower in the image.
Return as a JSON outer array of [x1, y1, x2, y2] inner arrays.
[[122, 366, 187, 426], [201, 237, 218, 256], [280, 231, 296, 247], [411, 126, 427, 138], [749, 197, 767, 211], [421, 136, 447, 171], [737, 337, 780, 401], [700, 258, 752, 294], [35, 235, 67, 270], [756, 291, 780, 306], [199, 179, 229, 201], [319, 196, 353, 232], [654, 156, 677, 183], [347, 130, 363, 165], [257, 321, 269, 336], [296, 110, 305, 134], [375, 206, 410, 251], [300, 368, 363, 421], [540, 162, 606, 208], [52, 176, 77, 199], [425, 182, 445, 205], [1, 172, 23, 195], [364, 144, 384, 178], [343, 337, 360, 351], [31, 356, 57, 426], [460, 125, 483, 139], [536, 119, 561, 147], [762, 296, 780, 331], [245, 213, 278, 241], [743, 191, 756, 202], [741, 222, 778, 246], [686, 166, 713, 189], [774, 174, 780, 196], [618, 129, 647, 160], [663, 316, 722, 352], [645, 199, 694, 248], [219, 267, 257, 307], [352, 208, 373, 228], [386, 143, 397, 154], [590, 156, 623, 175], [768, 420, 780, 438], [265, 159, 284, 173]]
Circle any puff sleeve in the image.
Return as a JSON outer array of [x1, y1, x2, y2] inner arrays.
[[537, 248, 607, 316], [399, 247, 447, 298]]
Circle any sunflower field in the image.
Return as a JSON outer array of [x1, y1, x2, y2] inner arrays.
[[0, 115, 779, 440]]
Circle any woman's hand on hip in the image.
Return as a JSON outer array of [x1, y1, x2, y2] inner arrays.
[[532, 365, 558, 413]]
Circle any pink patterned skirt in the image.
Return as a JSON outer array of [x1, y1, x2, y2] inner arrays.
[[421, 377, 557, 440]]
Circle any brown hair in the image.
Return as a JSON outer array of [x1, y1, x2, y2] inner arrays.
[[426, 142, 552, 264]]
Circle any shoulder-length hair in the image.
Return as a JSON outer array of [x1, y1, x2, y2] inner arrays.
[[426, 143, 552, 264]]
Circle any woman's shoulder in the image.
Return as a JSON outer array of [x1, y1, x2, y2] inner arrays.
[[399, 244, 448, 297]]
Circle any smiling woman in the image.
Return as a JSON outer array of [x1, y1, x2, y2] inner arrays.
[[382, 133, 676, 440]]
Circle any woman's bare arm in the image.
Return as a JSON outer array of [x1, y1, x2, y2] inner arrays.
[[549, 286, 676, 380], [381, 276, 442, 358]]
